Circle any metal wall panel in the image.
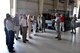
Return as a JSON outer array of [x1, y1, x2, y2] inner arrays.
[[17, 0, 38, 16]]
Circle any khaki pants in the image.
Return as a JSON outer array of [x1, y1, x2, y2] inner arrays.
[[60, 22, 64, 31], [22, 27, 27, 41], [57, 26, 61, 38], [27, 25, 31, 39], [14, 25, 20, 38], [33, 23, 36, 34]]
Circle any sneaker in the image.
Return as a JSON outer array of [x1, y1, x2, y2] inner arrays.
[[9, 49, 15, 52], [73, 32, 76, 34], [29, 36, 32, 39], [12, 47, 14, 49], [34, 34, 37, 36], [71, 32, 73, 33], [55, 37, 59, 39], [16, 37, 21, 40], [25, 39, 29, 41], [58, 38, 61, 40], [23, 41, 26, 43], [17, 37, 21, 39], [16, 38, 18, 40]]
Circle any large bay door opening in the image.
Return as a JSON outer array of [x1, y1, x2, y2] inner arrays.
[[0, 0, 10, 52]]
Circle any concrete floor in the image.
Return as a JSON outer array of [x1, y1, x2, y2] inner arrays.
[[0, 26, 80, 53]]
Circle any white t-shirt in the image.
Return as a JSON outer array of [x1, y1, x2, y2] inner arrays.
[[55, 17, 59, 22], [6, 20, 14, 31], [20, 18, 27, 27]]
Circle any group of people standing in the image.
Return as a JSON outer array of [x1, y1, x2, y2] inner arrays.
[[54, 13, 77, 40], [4, 13, 64, 52], [4, 13, 38, 52], [4, 12, 77, 52]]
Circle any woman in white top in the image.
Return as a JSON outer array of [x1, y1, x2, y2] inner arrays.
[[33, 16, 37, 35], [37, 15, 42, 31], [27, 15, 32, 39]]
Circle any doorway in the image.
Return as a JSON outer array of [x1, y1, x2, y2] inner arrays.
[[0, 0, 10, 53], [0, 0, 10, 27]]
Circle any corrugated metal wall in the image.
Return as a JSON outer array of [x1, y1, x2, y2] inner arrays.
[[17, 0, 38, 16], [16, 0, 53, 16], [43, 0, 53, 13]]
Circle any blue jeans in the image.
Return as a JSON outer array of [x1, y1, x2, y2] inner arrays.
[[8, 30, 14, 51], [4, 27, 9, 46]]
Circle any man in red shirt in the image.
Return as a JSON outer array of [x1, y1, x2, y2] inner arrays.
[[60, 14, 64, 31]]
